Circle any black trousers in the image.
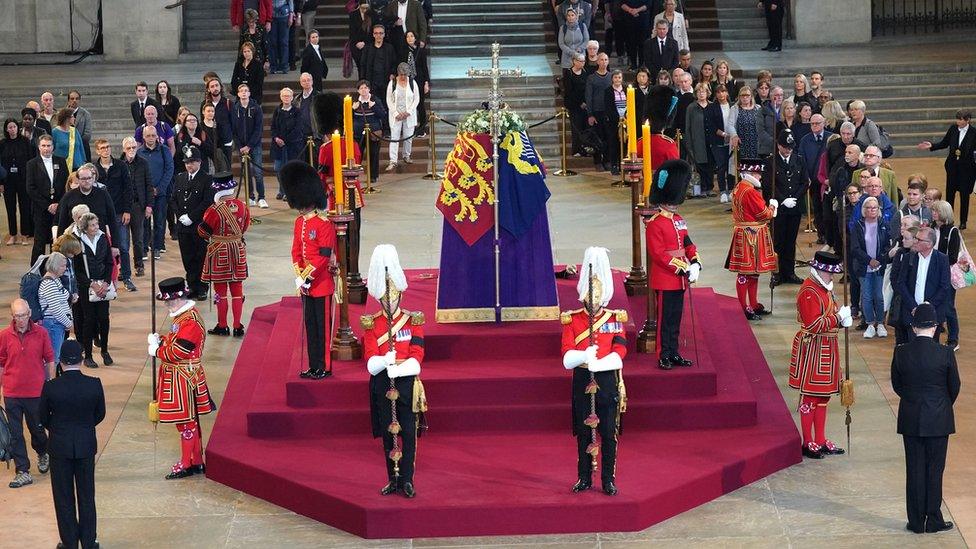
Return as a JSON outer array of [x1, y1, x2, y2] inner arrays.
[[575, 395, 618, 484], [604, 115, 621, 169], [568, 105, 588, 156], [823, 198, 839, 251], [624, 17, 649, 68], [808, 186, 825, 239], [591, 114, 610, 165], [377, 394, 417, 484], [946, 170, 973, 226], [50, 454, 97, 549], [765, 11, 783, 48], [774, 214, 801, 277], [129, 204, 146, 271], [695, 160, 715, 194], [903, 435, 948, 531], [31, 207, 54, 265], [657, 289, 684, 358], [4, 397, 48, 473], [76, 286, 110, 359], [178, 231, 208, 296], [3, 176, 32, 236], [301, 294, 333, 373]]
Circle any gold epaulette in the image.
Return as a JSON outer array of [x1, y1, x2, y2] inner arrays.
[[360, 311, 383, 330], [560, 308, 583, 325], [410, 311, 425, 326], [613, 309, 628, 323]]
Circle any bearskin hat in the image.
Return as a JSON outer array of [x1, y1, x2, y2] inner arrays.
[[279, 160, 328, 211], [649, 159, 693, 206], [646, 85, 678, 133], [312, 91, 342, 136]]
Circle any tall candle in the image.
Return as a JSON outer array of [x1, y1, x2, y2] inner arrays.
[[343, 95, 354, 165], [332, 131, 344, 208], [641, 122, 651, 200], [626, 86, 637, 157]]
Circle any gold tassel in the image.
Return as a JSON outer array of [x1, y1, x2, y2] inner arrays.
[[148, 400, 159, 423], [840, 378, 855, 408], [617, 372, 627, 414], [412, 378, 428, 413], [333, 270, 344, 304]]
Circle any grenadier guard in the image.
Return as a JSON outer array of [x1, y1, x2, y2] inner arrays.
[[561, 247, 627, 496], [361, 245, 427, 498], [198, 172, 251, 337], [173, 145, 215, 301], [725, 160, 779, 320], [148, 277, 215, 479], [770, 128, 809, 286], [280, 160, 338, 380], [635, 85, 680, 169], [788, 251, 852, 459], [645, 159, 700, 370]]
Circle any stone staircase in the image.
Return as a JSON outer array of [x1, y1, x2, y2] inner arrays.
[[711, 0, 791, 52], [433, 0, 554, 58], [684, 0, 723, 51]]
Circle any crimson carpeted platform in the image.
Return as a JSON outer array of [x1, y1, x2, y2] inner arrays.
[[206, 270, 801, 539]]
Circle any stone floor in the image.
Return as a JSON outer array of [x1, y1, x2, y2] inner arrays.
[[0, 153, 971, 547]]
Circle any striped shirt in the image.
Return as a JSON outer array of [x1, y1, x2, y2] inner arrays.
[[38, 276, 73, 330]]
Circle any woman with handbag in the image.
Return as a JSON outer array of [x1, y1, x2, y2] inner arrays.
[[75, 212, 116, 368], [931, 200, 963, 350]]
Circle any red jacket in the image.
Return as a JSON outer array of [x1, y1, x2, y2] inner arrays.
[[635, 133, 680, 171], [362, 309, 425, 363], [318, 137, 365, 210], [645, 209, 700, 291], [560, 309, 629, 359], [230, 0, 272, 27], [0, 322, 54, 398], [292, 211, 337, 297]]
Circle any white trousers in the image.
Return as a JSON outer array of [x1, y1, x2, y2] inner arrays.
[[389, 118, 416, 163]]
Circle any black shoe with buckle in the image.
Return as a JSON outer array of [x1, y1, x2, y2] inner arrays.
[[189, 464, 206, 475], [658, 357, 673, 370], [208, 326, 230, 336], [753, 304, 772, 316], [820, 440, 845, 455], [745, 309, 762, 321], [233, 325, 245, 337], [572, 478, 592, 492], [401, 482, 416, 498], [299, 369, 330, 380], [669, 353, 693, 367], [380, 481, 398, 495], [602, 481, 618, 496], [165, 467, 194, 480], [802, 443, 824, 459]]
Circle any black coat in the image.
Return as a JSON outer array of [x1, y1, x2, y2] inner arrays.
[[772, 153, 808, 215], [130, 97, 162, 127], [25, 155, 69, 214], [201, 96, 235, 147], [123, 154, 154, 208], [891, 336, 960, 437], [300, 45, 329, 91], [157, 96, 183, 127], [360, 42, 398, 87], [929, 124, 976, 190], [703, 102, 727, 148], [56, 187, 120, 245], [76, 231, 114, 284], [643, 35, 679, 79], [895, 250, 952, 323], [0, 135, 35, 186], [39, 370, 106, 459], [849, 218, 892, 278], [94, 159, 133, 215], [231, 60, 266, 105], [175, 127, 214, 174], [936, 223, 962, 263], [173, 171, 214, 234]]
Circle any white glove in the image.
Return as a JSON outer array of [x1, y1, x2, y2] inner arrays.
[[384, 350, 397, 366], [563, 350, 587, 369], [588, 352, 623, 372], [782, 197, 798, 208], [294, 277, 305, 289], [366, 355, 388, 375], [179, 214, 192, 226], [147, 333, 161, 356], [769, 199, 779, 209], [688, 263, 701, 283], [838, 305, 852, 322], [388, 357, 421, 378], [584, 344, 598, 365], [841, 316, 853, 328]]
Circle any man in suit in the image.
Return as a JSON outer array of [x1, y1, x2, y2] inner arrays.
[[643, 19, 679, 79], [890, 303, 960, 534], [299, 30, 329, 92], [384, 0, 428, 57], [895, 227, 952, 337], [918, 110, 976, 229], [25, 135, 68, 265], [758, 0, 784, 51], [797, 114, 833, 244], [129, 81, 161, 128], [771, 129, 808, 285], [173, 147, 215, 301], [39, 339, 105, 549]]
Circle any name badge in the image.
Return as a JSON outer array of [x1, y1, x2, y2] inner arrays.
[[53, 164, 60, 170]]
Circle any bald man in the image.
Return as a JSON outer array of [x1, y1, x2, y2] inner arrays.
[[0, 299, 56, 488]]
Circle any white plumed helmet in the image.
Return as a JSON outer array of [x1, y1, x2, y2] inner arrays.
[[366, 244, 408, 300], [576, 247, 613, 307]]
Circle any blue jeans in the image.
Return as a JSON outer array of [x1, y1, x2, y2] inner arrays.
[[270, 16, 290, 72], [243, 146, 266, 200], [115, 214, 131, 279], [859, 270, 884, 324], [152, 194, 169, 251], [42, 319, 66, 373]]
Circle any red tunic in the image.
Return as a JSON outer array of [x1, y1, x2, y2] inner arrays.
[[362, 309, 426, 363], [725, 180, 777, 274], [199, 198, 251, 283], [645, 209, 700, 291], [788, 277, 842, 396], [560, 309, 629, 359], [318, 137, 365, 210], [155, 306, 214, 424], [635, 134, 680, 171], [561, 308, 628, 437], [291, 211, 337, 298]]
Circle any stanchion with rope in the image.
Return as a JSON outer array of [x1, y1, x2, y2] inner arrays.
[[552, 108, 577, 177], [422, 111, 443, 181], [306, 135, 316, 167], [362, 123, 379, 194]]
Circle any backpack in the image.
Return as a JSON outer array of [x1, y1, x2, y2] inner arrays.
[[20, 255, 48, 322], [877, 124, 894, 158], [0, 407, 13, 467]]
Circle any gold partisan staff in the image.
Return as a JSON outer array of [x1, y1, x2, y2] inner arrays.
[[383, 267, 402, 481], [839, 184, 854, 453], [585, 264, 599, 472]]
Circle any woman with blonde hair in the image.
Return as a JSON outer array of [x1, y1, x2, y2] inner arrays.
[[822, 100, 848, 134], [74, 212, 115, 367], [930, 200, 963, 349], [712, 59, 738, 98]]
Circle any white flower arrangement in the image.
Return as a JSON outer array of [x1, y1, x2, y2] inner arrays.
[[459, 107, 527, 135]]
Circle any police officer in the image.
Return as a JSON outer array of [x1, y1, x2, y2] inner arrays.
[[173, 146, 214, 300], [771, 129, 808, 286]]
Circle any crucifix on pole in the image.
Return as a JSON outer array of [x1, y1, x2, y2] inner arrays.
[[466, 42, 524, 322]]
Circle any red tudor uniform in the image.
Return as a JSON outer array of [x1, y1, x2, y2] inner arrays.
[[199, 198, 251, 333], [318, 137, 365, 210], [362, 309, 426, 488], [292, 210, 338, 375], [561, 308, 628, 489], [725, 178, 778, 317]]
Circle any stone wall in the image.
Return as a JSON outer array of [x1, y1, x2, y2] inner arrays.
[[793, 0, 872, 46]]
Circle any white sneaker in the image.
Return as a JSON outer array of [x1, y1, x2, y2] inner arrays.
[[402, 156, 412, 164], [248, 199, 256, 206], [863, 325, 876, 339], [720, 192, 729, 203], [258, 199, 269, 209], [876, 325, 888, 338], [385, 163, 396, 172]]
